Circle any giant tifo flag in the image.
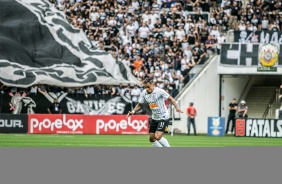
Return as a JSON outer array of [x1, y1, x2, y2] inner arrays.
[[0, 0, 139, 87]]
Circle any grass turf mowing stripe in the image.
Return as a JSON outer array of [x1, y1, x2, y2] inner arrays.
[[0, 134, 281, 147]]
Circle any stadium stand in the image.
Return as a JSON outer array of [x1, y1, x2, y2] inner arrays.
[[3, 0, 282, 101]]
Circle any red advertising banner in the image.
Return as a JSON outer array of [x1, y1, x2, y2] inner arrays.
[[28, 114, 149, 134], [235, 119, 246, 137]]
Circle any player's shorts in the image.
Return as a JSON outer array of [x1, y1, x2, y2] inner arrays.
[[149, 119, 169, 133]]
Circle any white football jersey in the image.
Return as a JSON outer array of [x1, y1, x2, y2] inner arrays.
[[139, 87, 170, 120]]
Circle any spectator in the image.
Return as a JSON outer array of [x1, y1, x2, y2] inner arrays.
[[186, 102, 197, 136], [116, 83, 124, 96], [47, 98, 62, 114], [225, 98, 238, 134], [131, 84, 141, 108], [205, 35, 216, 53], [85, 85, 95, 98], [30, 85, 38, 95], [216, 32, 225, 54], [191, 48, 200, 65], [197, 43, 207, 65], [46, 0, 282, 93], [238, 100, 248, 118]]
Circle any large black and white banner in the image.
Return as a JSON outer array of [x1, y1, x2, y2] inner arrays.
[[0, 92, 144, 115], [234, 30, 282, 44], [0, 0, 139, 88], [220, 43, 282, 66]]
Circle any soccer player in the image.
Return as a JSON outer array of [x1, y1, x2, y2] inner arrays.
[[126, 77, 183, 147]]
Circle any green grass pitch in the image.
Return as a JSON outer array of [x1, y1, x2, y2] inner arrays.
[[0, 133, 282, 147]]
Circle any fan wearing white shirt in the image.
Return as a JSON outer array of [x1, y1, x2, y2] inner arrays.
[[131, 84, 142, 107], [216, 33, 225, 54], [147, 19, 155, 32], [86, 86, 95, 97], [184, 19, 195, 34], [121, 34, 131, 46], [142, 10, 150, 23], [126, 21, 136, 41], [138, 23, 151, 41], [152, 0, 161, 14], [149, 10, 160, 25], [184, 45, 192, 59], [30, 86, 38, 95], [89, 9, 99, 22], [132, 39, 141, 50], [107, 16, 117, 27], [162, 70, 173, 83], [174, 26, 186, 41], [131, 0, 140, 11], [163, 27, 174, 41], [209, 26, 220, 39]]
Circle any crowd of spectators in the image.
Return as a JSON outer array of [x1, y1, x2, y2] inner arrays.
[[50, 0, 226, 89], [229, 0, 282, 31], [3, 0, 282, 103]]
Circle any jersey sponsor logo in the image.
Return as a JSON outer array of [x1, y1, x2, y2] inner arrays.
[[149, 103, 158, 109]]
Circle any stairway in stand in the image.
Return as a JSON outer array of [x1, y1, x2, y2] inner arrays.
[[244, 86, 278, 119]]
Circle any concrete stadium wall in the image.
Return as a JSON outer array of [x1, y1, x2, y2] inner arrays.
[[170, 56, 220, 134]]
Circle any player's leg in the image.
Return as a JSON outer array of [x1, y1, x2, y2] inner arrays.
[[154, 119, 170, 147], [149, 119, 162, 147], [150, 132, 162, 147]]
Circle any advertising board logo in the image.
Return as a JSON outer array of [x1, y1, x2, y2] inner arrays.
[[30, 115, 83, 133], [0, 119, 23, 128], [235, 119, 246, 137], [212, 118, 220, 127], [209, 117, 223, 136], [258, 44, 278, 72], [96, 118, 148, 134], [212, 129, 220, 135]]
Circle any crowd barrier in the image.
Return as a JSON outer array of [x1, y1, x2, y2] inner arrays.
[[0, 93, 134, 115], [0, 114, 149, 135]]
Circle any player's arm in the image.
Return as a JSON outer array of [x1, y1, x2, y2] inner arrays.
[[167, 96, 183, 113], [126, 103, 142, 119]]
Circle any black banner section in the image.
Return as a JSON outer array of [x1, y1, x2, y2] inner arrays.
[[0, 0, 138, 88], [0, 92, 144, 115], [0, 114, 28, 133], [220, 43, 282, 66], [233, 30, 282, 44], [235, 118, 282, 138]]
